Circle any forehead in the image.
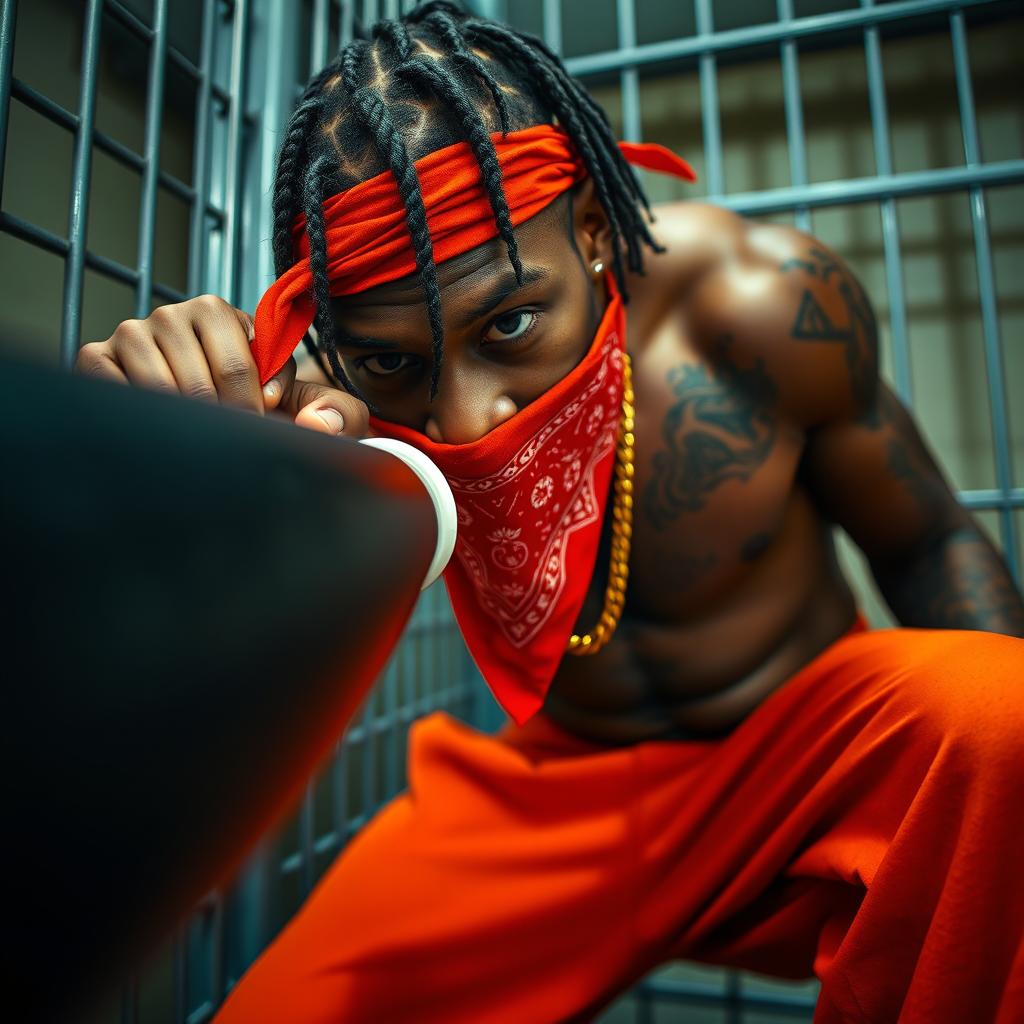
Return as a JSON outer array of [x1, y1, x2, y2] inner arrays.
[[337, 190, 574, 312]]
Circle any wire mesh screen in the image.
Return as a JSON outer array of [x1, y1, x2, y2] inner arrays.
[[1, 0, 1020, 1022]]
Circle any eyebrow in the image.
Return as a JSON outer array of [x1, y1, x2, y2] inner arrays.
[[460, 264, 550, 327], [335, 263, 553, 353]]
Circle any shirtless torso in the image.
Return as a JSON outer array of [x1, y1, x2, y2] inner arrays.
[[546, 203, 877, 744]]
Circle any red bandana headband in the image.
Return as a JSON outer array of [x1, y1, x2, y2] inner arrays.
[[250, 123, 695, 386]]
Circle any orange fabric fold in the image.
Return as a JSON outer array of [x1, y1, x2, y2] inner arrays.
[[250, 125, 695, 385]]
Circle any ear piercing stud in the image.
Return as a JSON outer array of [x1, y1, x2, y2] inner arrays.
[[591, 259, 605, 276]]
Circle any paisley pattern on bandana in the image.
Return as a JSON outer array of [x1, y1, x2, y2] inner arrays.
[[449, 338, 622, 650]]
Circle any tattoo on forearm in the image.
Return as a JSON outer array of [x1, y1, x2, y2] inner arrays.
[[645, 336, 777, 530], [781, 247, 879, 424], [875, 525, 1024, 636]]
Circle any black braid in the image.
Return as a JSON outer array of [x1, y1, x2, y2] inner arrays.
[[270, 0, 664, 398], [394, 53, 523, 284], [342, 49, 447, 398]]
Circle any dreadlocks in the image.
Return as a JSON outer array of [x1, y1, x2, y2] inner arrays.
[[271, 0, 662, 400]]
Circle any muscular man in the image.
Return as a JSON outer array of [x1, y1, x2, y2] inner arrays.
[[77, 3, 1024, 1021]]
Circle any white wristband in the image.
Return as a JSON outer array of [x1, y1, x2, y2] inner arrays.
[[358, 437, 458, 591]]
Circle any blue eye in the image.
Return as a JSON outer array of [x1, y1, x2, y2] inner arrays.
[[358, 352, 416, 377], [483, 310, 538, 343]]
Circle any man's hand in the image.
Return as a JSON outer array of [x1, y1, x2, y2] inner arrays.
[[75, 295, 368, 439]]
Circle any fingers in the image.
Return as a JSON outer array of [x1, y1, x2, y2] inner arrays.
[[108, 319, 178, 395], [283, 379, 370, 439], [75, 342, 129, 384], [261, 356, 296, 414], [188, 296, 263, 414]]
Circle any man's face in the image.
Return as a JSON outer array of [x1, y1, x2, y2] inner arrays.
[[330, 182, 610, 444]]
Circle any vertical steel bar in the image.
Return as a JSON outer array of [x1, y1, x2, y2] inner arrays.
[[364, 0, 380, 30], [776, 0, 810, 232], [311, 0, 330, 76], [950, 10, 1019, 580], [334, 731, 350, 845], [60, 0, 103, 367], [861, 0, 912, 402], [384, 0, 400, 21], [299, 780, 316, 897], [385, 652, 399, 797], [0, 0, 17, 210], [694, 0, 724, 197], [188, 0, 218, 298], [135, 0, 169, 318], [361, 693, 375, 819], [341, 0, 355, 48], [616, 0, 641, 143], [220, 0, 248, 305], [542, 0, 562, 57]]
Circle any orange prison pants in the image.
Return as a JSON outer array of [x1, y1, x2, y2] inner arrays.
[[216, 617, 1024, 1023]]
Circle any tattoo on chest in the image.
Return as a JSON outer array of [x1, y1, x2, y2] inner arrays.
[[782, 247, 878, 422], [645, 336, 777, 530]]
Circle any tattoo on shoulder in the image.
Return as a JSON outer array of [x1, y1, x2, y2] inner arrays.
[[781, 247, 879, 424], [645, 335, 777, 531]]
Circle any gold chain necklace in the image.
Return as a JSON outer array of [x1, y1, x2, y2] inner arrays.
[[567, 352, 634, 656]]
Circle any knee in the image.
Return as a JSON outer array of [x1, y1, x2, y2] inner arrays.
[[894, 629, 1024, 768]]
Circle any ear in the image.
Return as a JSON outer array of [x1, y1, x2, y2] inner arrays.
[[571, 177, 612, 269]]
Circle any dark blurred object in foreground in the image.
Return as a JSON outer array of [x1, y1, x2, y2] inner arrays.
[[0, 357, 436, 1021]]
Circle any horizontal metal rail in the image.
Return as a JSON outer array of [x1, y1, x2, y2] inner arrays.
[[565, 0, 997, 75], [0, 210, 186, 303], [710, 159, 1024, 214], [635, 976, 816, 1015], [10, 78, 226, 226]]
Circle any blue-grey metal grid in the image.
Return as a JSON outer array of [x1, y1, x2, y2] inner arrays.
[[2, 1, 1019, 1021]]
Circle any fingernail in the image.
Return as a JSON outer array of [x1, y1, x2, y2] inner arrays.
[[262, 380, 280, 400], [316, 408, 344, 434]]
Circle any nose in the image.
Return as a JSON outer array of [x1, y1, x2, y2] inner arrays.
[[424, 364, 518, 445]]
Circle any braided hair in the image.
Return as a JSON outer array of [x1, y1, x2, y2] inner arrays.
[[272, 0, 662, 400]]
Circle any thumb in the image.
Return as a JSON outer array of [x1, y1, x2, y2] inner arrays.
[[260, 356, 296, 413], [285, 379, 370, 438]]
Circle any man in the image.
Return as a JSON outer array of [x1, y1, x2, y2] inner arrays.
[[77, 3, 1024, 1021]]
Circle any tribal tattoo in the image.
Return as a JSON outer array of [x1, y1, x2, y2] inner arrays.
[[781, 246, 879, 423], [645, 336, 777, 531]]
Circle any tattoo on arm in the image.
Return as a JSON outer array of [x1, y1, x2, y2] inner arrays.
[[644, 335, 777, 530], [873, 524, 1024, 636], [781, 247, 879, 423]]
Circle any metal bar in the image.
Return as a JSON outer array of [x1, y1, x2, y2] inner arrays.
[[311, 0, 330, 76], [220, 0, 248, 305], [106, 0, 153, 41], [950, 10, 1019, 581], [60, 0, 103, 366], [694, 0, 724, 196], [0, 0, 19, 211], [710, 159, 1024, 215], [9, 78, 224, 222], [776, 0, 810, 232], [616, 0, 641, 143], [189, 0, 218, 297], [385, 653, 399, 797], [565, 0, 996, 76], [542, 0, 562, 57], [299, 781, 316, 897], [341, 0, 355, 47], [861, 0, 912, 403], [365, 0, 380, 29], [135, 0, 169, 318], [1, 210, 69, 256]]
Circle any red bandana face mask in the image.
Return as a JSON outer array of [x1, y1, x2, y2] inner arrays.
[[250, 124, 695, 725], [368, 275, 626, 725]]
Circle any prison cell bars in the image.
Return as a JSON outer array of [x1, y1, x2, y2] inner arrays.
[[562, 0, 1023, 577]]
